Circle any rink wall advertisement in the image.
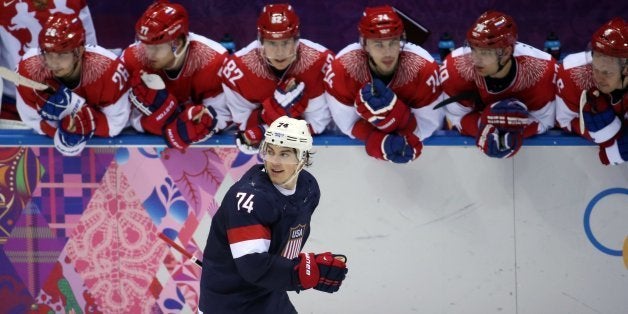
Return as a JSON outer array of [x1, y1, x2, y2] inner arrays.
[[0, 137, 626, 313]]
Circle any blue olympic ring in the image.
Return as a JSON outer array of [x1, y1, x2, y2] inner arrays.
[[583, 187, 628, 256]]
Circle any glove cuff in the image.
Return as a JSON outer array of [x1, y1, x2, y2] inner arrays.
[[589, 116, 621, 144], [53, 129, 88, 157], [297, 253, 320, 290]]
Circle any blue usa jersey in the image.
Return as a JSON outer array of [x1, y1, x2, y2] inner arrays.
[[199, 165, 320, 314]]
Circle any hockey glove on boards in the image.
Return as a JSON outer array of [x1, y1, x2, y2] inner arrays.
[[581, 89, 621, 144], [129, 74, 179, 135], [163, 105, 217, 150], [476, 124, 523, 158], [480, 98, 529, 133], [598, 127, 628, 166], [53, 106, 96, 157], [235, 108, 265, 154], [356, 79, 415, 133], [296, 252, 348, 293], [365, 131, 422, 163], [39, 85, 86, 121]]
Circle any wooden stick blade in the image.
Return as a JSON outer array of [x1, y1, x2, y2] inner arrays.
[[0, 66, 50, 91]]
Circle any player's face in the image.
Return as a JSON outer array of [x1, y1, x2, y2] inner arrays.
[[262, 143, 300, 189], [591, 53, 625, 94], [469, 46, 502, 77], [262, 38, 298, 70], [42, 49, 82, 80], [364, 37, 401, 76], [142, 42, 175, 70]]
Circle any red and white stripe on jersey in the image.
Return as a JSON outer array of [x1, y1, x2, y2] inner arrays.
[[227, 224, 271, 258]]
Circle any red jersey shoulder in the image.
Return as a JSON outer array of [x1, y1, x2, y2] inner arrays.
[[441, 49, 477, 96], [511, 55, 555, 92], [558, 52, 594, 109], [18, 51, 55, 84], [120, 44, 147, 74], [181, 34, 227, 78]]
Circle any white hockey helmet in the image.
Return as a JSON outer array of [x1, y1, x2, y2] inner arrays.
[[262, 116, 312, 162]]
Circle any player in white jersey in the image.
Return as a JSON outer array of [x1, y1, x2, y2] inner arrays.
[[556, 18, 628, 165], [325, 5, 444, 163], [121, 1, 229, 150], [221, 3, 334, 154], [15, 13, 130, 156], [440, 11, 556, 158], [1, 0, 96, 120]]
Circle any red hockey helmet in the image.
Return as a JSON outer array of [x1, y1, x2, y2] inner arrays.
[[257, 4, 300, 40], [591, 17, 628, 58], [136, 1, 189, 45], [39, 13, 85, 53], [358, 5, 404, 40], [466, 11, 518, 49]]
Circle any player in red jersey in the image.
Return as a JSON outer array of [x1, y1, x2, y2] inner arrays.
[[440, 11, 556, 158], [121, 0, 230, 150], [15, 13, 130, 156], [221, 3, 334, 154], [556, 18, 628, 165], [325, 5, 444, 163], [1, 0, 97, 120]]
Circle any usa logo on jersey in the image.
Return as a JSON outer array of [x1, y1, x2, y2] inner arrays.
[[281, 224, 306, 259]]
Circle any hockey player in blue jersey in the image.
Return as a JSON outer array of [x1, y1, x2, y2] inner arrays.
[[199, 116, 348, 313]]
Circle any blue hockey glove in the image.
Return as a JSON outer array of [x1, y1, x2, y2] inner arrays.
[[39, 85, 85, 121], [365, 132, 422, 163], [476, 124, 523, 158]]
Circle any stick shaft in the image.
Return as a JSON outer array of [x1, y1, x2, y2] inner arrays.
[[158, 233, 203, 267]]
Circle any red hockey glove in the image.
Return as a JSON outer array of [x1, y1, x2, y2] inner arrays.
[[39, 85, 86, 121], [480, 98, 529, 133], [365, 131, 422, 163], [54, 106, 96, 157], [581, 89, 621, 144], [163, 105, 217, 150], [59, 106, 97, 135], [129, 75, 179, 135], [476, 124, 523, 158], [296, 252, 348, 293], [355, 79, 414, 133], [235, 108, 265, 154], [235, 127, 264, 155]]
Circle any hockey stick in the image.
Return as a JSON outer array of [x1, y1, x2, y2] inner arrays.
[[0, 66, 53, 93], [433, 90, 483, 110], [392, 7, 430, 45], [579, 89, 587, 135], [158, 232, 203, 267]]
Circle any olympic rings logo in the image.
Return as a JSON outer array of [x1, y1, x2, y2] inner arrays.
[[583, 187, 628, 269]]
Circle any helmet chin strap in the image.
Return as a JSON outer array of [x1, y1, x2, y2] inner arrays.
[[266, 159, 306, 189], [166, 37, 189, 71]]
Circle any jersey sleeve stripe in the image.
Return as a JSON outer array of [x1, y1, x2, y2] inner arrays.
[[230, 239, 271, 259], [227, 224, 271, 244]]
